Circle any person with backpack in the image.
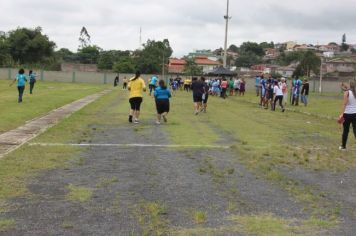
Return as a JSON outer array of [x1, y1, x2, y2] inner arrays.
[[339, 81, 356, 150], [154, 80, 171, 125], [29, 70, 37, 94], [10, 68, 27, 103], [128, 71, 146, 124]]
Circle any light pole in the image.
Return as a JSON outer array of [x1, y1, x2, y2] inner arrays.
[[319, 57, 324, 93], [223, 0, 231, 68]]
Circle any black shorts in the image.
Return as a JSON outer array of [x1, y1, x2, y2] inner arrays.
[[129, 97, 143, 111], [203, 94, 209, 104], [193, 93, 203, 103], [149, 84, 156, 90], [156, 99, 170, 114]]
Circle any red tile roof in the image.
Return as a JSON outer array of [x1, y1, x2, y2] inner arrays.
[[194, 57, 220, 65]]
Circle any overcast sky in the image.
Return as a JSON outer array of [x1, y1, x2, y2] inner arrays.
[[2, 0, 356, 57]]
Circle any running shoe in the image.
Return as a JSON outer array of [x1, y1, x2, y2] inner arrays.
[[155, 121, 161, 125], [339, 146, 346, 151], [134, 119, 139, 124]]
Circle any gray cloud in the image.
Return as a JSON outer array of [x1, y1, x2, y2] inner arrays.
[[1, 0, 356, 57]]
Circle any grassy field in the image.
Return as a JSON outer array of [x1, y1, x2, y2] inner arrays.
[[0, 86, 354, 235], [0, 80, 109, 134]]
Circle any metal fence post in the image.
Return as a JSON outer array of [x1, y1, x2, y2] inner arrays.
[[104, 72, 107, 84], [40, 70, 44, 81], [72, 71, 76, 83]]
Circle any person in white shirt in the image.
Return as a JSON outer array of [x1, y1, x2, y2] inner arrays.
[[339, 81, 356, 150], [273, 81, 285, 112]]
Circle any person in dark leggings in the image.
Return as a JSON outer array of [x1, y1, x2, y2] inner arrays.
[[273, 81, 285, 112], [10, 68, 27, 103], [29, 70, 37, 94], [339, 81, 356, 150]]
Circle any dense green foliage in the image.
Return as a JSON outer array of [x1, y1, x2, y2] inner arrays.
[[183, 58, 203, 76]]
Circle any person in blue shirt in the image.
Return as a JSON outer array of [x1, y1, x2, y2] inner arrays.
[[10, 68, 27, 103], [259, 75, 266, 107], [154, 80, 172, 124], [149, 75, 158, 96], [292, 77, 302, 106], [255, 75, 261, 97], [29, 70, 37, 94]]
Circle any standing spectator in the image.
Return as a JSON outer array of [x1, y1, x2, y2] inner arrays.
[[292, 77, 302, 106], [301, 79, 310, 106], [29, 70, 37, 94], [212, 79, 220, 96], [228, 78, 234, 96], [114, 75, 119, 87], [220, 77, 228, 99], [10, 69, 27, 103], [255, 75, 261, 96], [339, 81, 356, 150], [239, 78, 246, 96], [191, 77, 204, 115], [128, 71, 146, 124], [260, 75, 266, 107], [122, 77, 128, 90], [154, 80, 171, 125], [281, 78, 288, 106]]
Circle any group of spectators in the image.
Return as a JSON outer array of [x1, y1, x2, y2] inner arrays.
[[255, 74, 309, 111]]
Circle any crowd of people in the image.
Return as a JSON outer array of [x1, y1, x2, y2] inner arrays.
[[255, 74, 310, 111]]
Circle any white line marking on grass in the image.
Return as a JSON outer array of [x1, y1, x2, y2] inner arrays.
[[29, 143, 231, 149]]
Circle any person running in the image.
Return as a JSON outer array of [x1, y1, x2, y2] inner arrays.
[[128, 71, 146, 124], [114, 75, 119, 87], [228, 78, 234, 96], [10, 68, 27, 103], [201, 77, 209, 113], [273, 81, 285, 112], [154, 80, 171, 125], [301, 79, 310, 106], [191, 77, 204, 115], [29, 70, 37, 94], [220, 77, 228, 99], [339, 81, 356, 150], [149, 75, 158, 96], [171, 79, 179, 96], [122, 77, 128, 90]]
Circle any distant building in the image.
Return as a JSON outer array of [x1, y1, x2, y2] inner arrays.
[[168, 57, 221, 74], [286, 41, 298, 51], [276, 66, 295, 77], [293, 44, 316, 51], [324, 57, 356, 74]]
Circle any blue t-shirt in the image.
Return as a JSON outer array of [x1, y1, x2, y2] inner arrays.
[[260, 79, 266, 89], [16, 74, 27, 87], [154, 87, 171, 100], [255, 77, 261, 86], [150, 76, 158, 85]]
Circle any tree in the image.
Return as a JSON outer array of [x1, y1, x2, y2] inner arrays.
[[341, 33, 349, 51], [293, 51, 321, 77], [235, 51, 262, 68], [79, 27, 91, 49], [228, 44, 238, 53], [76, 45, 101, 64], [183, 58, 203, 76], [7, 27, 56, 64], [239, 42, 265, 56], [113, 57, 136, 73], [277, 51, 305, 66], [259, 41, 274, 49], [135, 39, 173, 74], [0, 33, 12, 66]]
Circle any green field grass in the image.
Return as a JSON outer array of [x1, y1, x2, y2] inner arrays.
[[0, 80, 109, 134]]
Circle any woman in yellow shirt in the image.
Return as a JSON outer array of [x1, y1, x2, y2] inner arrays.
[[128, 71, 146, 123]]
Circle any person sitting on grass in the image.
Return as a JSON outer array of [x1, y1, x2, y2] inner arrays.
[[10, 68, 27, 103], [154, 80, 171, 125]]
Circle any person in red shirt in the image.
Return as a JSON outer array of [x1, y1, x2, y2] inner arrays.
[[220, 77, 228, 99]]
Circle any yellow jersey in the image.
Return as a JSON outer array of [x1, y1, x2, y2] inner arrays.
[[128, 77, 146, 98]]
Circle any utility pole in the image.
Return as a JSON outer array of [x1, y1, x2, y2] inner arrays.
[[319, 57, 323, 93], [223, 0, 231, 68]]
